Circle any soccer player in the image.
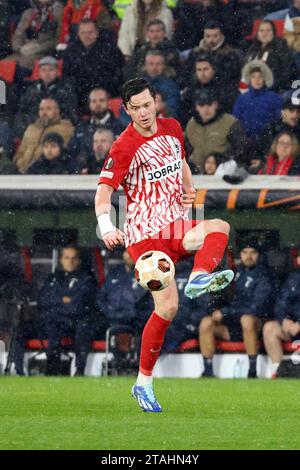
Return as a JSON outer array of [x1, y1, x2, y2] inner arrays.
[[95, 78, 234, 412]]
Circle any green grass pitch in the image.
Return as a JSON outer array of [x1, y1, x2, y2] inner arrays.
[[0, 377, 299, 450]]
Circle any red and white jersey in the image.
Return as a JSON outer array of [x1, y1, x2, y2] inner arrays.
[[98, 117, 188, 246]]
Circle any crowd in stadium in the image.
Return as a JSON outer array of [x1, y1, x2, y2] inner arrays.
[[1, 1, 300, 175], [1, 0, 300, 379]]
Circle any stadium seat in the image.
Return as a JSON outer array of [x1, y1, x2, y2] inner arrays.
[[108, 97, 122, 119], [177, 339, 297, 354], [26, 338, 106, 352], [246, 18, 285, 40], [0, 60, 17, 84]]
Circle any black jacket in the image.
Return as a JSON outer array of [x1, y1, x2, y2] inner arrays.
[[27, 152, 73, 175], [38, 268, 96, 324], [62, 31, 124, 108], [274, 269, 300, 324]]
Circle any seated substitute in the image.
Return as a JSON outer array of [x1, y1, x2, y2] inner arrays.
[[38, 245, 97, 376], [263, 251, 300, 378], [199, 240, 273, 378]]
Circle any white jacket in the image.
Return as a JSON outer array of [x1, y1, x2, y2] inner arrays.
[[118, 0, 173, 56]]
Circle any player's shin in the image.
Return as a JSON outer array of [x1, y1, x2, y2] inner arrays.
[[136, 311, 171, 385], [190, 232, 229, 278]]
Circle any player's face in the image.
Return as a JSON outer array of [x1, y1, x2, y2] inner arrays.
[[282, 108, 300, 127], [240, 248, 259, 268], [125, 88, 157, 131], [89, 90, 109, 114], [203, 28, 223, 49], [146, 24, 165, 45], [195, 61, 215, 84], [60, 248, 81, 273], [39, 65, 57, 85], [43, 142, 61, 160]]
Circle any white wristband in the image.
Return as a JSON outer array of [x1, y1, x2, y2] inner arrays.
[[97, 213, 115, 238]]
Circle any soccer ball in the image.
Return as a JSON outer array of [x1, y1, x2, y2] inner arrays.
[[135, 250, 175, 292]]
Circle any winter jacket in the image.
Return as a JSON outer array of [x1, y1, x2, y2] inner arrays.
[[39, 268, 97, 324], [274, 269, 300, 324], [221, 264, 273, 323], [11, 0, 63, 68], [233, 87, 283, 142], [143, 73, 180, 117], [258, 154, 297, 175], [69, 112, 123, 158], [0, 121, 13, 157], [95, 265, 150, 323], [13, 117, 74, 173], [59, 0, 111, 44], [0, 0, 10, 59], [14, 78, 78, 138], [26, 152, 73, 175], [185, 109, 249, 172], [0, 148, 16, 175], [118, 0, 173, 56], [244, 37, 297, 93], [62, 32, 124, 106]]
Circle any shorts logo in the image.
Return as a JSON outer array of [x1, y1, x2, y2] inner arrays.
[[105, 157, 114, 170], [146, 160, 182, 182]]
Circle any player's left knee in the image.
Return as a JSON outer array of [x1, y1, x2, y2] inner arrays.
[[213, 219, 230, 235]]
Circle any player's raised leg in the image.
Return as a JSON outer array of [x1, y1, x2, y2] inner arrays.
[[132, 279, 178, 412], [183, 219, 234, 299]]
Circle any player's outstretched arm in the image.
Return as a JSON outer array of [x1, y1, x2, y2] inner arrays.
[[95, 183, 125, 251]]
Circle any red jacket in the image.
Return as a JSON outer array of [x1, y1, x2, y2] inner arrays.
[[60, 0, 108, 44], [259, 154, 294, 175]]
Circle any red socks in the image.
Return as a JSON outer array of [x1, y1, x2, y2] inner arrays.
[[139, 311, 171, 376], [192, 232, 228, 273]]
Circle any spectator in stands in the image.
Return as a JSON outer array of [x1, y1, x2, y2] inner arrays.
[[255, 96, 300, 163], [95, 249, 151, 334], [201, 152, 237, 177], [39, 245, 97, 376], [264, 250, 300, 378], [180, 53, 239, 126], [0, 1, 10, 59], [142, 50, 180, 117], [185, 88, 249, 174], [62, 19, 124, 111], [244, 20, 297, 93], [14, 56, 78, 138], [69, 88, 123, 159], [174, 0, 245, 51], [258, 131, 300, 175], [13, 98, 74, 173], [118, 0, 173, 59], [10, 0, 63, 70], [0, 147, 15, 174], [284, 0, 300, 52], [155, 91, 172, 118], [233, 61, 283, 143], [187, 21, 241, 88], [123, 18, 179, 81], [76, 128, 114, 174], [27, 132, 72, 174], [57, 0, 112, 50], [199, 240, 273, 378]]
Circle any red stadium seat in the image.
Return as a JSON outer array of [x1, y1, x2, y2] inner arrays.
[[108, 97, 122, 119], [177, 339, 296, 354], [26, 338, 107, 352], [0, 60, 17, 84]]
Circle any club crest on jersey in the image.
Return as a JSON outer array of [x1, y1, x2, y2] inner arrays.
[[146, 160, 182, 182], [104, 157, 114, 170]]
